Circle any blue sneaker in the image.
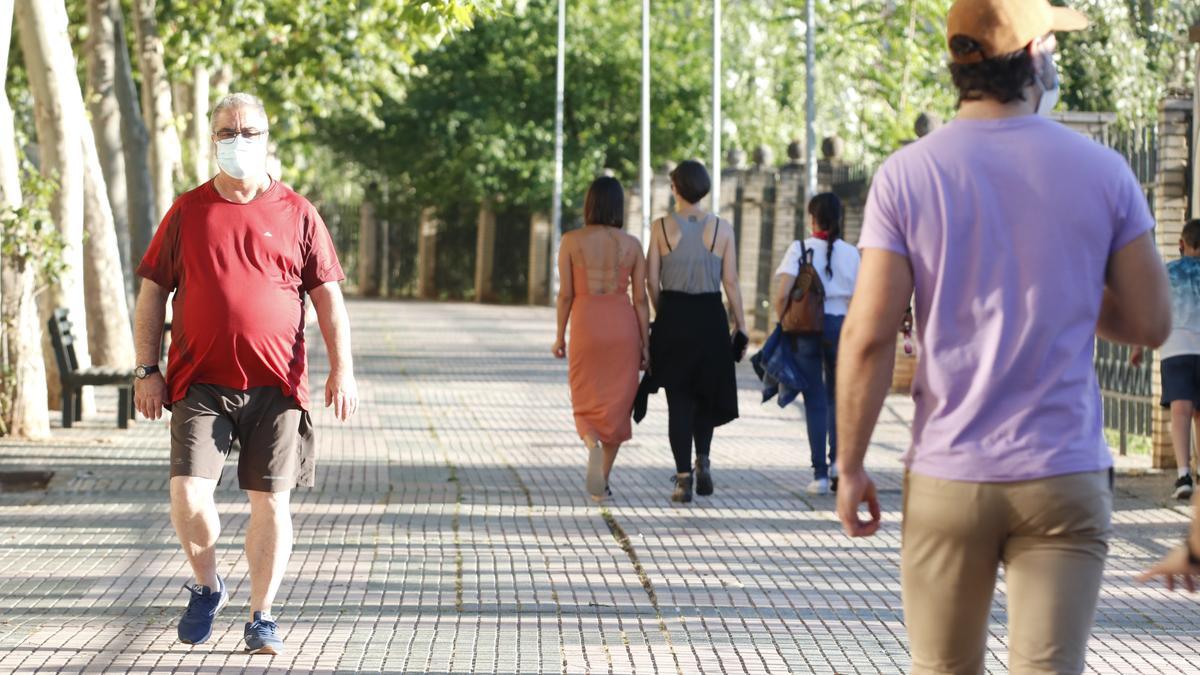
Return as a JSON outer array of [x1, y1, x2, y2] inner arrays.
[[177, 576, 228, 645], [244, 611, 285, 655]]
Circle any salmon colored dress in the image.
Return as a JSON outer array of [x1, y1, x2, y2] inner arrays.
[[567, 233, 641, 445]]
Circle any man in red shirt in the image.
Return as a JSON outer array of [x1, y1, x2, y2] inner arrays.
[[132, 92, 358, 656]]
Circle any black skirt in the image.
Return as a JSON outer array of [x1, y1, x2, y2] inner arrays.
[[648, 291, 739, 427]]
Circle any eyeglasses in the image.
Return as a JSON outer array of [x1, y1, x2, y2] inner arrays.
[[214, 128, 268, 144]]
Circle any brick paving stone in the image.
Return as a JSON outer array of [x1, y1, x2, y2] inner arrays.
[[1, 299, 1199, 673]]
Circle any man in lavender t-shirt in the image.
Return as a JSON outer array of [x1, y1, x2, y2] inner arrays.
[[834, 0, 1170, 672]]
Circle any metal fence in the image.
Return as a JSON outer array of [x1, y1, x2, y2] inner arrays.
[[1096, 126, 1158, 453]]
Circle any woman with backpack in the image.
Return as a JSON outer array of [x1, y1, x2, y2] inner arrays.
[[646, 160, 747, 503], [774, 192, 861, 495]]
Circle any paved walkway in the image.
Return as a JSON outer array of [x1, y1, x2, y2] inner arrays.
[[0, 299, 1197, 674]]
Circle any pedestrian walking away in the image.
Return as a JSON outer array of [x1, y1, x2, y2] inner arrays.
[[132, 92, 359, 656], [834, 0, 1171, 672], [643, 160, 747, 504], [552, 177, 651, 502], [1131, 218, 1200, 500], [773, 193, 860, 496]]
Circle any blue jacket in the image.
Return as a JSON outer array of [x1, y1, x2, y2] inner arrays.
[[750, 324, 809, 407]]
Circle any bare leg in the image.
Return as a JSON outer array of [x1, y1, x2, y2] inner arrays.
[[1190, 409, 1200, 474], [1170, 401, 1195, 473], [170, 476, 221, 589], [601, 443, 620, 482], [245, 489, 293, 619]]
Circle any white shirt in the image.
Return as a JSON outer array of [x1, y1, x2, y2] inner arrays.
[[774, 238, 860, 315]]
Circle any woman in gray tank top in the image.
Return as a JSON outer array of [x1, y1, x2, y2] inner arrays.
[[645, 160, 748, 503]]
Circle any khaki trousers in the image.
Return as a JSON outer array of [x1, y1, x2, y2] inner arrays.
[[901, 469, 1112, 675]]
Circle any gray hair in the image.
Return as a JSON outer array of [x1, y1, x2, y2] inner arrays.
[[210, 92, 268, 131]]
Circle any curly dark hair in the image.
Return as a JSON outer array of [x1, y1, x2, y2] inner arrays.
[[948, 36, 1037, 105]]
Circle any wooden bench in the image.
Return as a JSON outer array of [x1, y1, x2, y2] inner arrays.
[[47, 308, 136, 429]]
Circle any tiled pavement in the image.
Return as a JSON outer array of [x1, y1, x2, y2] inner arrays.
[[1, 299, 1198, 674]]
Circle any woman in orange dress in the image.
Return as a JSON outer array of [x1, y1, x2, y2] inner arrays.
[[552, 177, 650, 501]]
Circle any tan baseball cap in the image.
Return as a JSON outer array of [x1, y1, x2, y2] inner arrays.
[[947, 0, 1088, 64]]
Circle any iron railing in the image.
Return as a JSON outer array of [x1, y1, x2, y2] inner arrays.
[[1095, 126, 1158, 453]]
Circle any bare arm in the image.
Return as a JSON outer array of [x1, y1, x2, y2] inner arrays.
[[132, 279, 170, 419], [1138, 493, 1200, 590], [134, 279, 169, 365], [774, 274, 796, 322], [1098, 231, 1171, 346], [1193, 500, 1200, 559], [720, 223, 747, 334], [310, 281, 358, 421], [552, 237, 574, 358], [836, 249, 914, 537], [647, 221, 662, 312], [631, 243, 651, 368]]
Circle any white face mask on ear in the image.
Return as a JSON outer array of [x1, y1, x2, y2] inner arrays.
[[215, 136, 268, 180], [1035, 50, 1060, 117]]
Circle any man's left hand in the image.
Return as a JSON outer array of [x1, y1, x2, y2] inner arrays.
[[325, 371, 359, 421]]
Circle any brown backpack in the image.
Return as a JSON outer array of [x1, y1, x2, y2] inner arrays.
[[780, 240, 825, 335]]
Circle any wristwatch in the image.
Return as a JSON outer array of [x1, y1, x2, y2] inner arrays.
[[134, 364, 160, 379]]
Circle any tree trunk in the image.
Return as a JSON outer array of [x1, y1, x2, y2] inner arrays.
[[107, 0, 155, 269], [15, 0, 94, 411], [208, 61, 233, 177], [81, 121, 136, 368], [172, 79, 191, 180], [0, 0, 49, 438], [172, 67, 211, 185], [190, 64, 210, 183], [358, 197, 380, 296], [85, 0, 132, 300], [130, 0, 179, 223]]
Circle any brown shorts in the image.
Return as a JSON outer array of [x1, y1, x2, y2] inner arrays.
[[170, 384, 315, 492], [901, 469, 1112, 674]]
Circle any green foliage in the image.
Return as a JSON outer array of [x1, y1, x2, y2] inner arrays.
[[0, 162, 66, 289], [811, 0, 958, 157], [156, 0, 502, 144], [319, 0, 720, 223], [302, 0, 1200, 299], [1057, 0, 1200, 125]]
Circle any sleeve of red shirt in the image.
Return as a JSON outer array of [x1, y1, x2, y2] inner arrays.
[[135, 199, 182, 291], [301, 203, 346, 291]]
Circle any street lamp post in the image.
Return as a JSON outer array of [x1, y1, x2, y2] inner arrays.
[[712, 0, 722, 215], [550, 0, 566, 300], [804, 0, 818, 200], [640, 0, 651, 245]]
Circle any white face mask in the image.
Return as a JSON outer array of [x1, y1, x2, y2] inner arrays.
[[215, 135, 268, 180], [1035, 50, 1060, 117]]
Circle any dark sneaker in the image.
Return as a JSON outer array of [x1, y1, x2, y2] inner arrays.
[[244, 611, 285, 655], [1173, 474, 1194, 500], [671, 473, 693, 503], [694, 456, 713, 496], [829, 465, 839, 493], [177, 576, 228, 645]]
